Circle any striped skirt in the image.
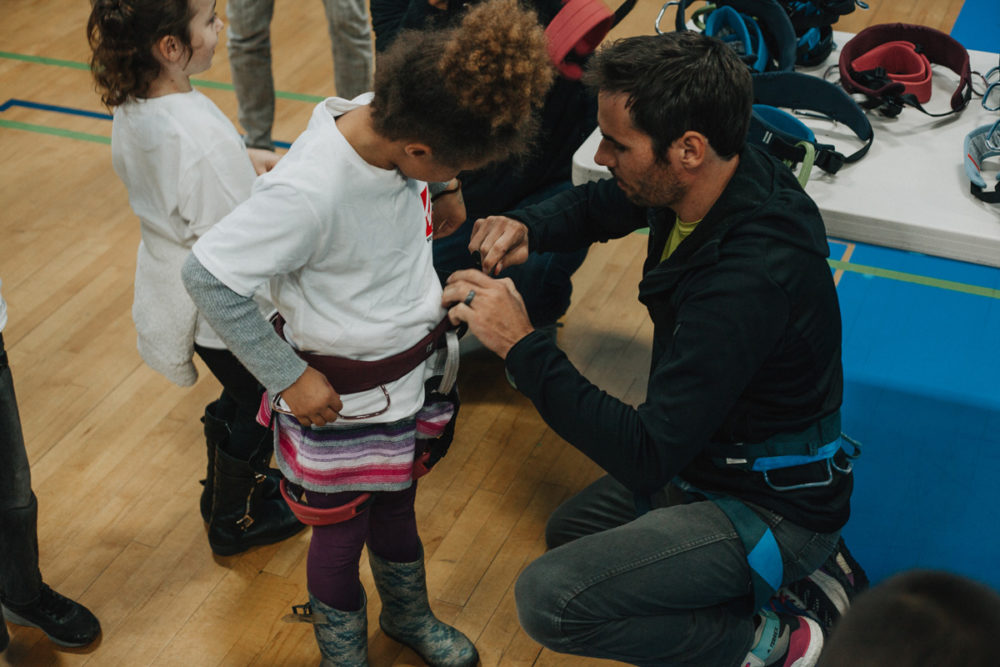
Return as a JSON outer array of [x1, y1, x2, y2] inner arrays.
[[257, 392, 455, 493]]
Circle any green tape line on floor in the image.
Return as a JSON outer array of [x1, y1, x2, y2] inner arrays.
[[0, 51, 324, 103], [828, 259, 1000, 300]]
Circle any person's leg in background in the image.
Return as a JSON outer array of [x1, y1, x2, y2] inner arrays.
[[0, 333, 100, 649], [194, 346, 304, 556], [226, 0, 277, 150], [516, 475, 836, 666], [321, 0, 374, 100]]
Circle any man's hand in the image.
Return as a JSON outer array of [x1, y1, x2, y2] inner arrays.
[[443, 269, 534, 359], [247, 148, 281, 175], [279, 366, 343, 426], [469, 216, 531, 275]]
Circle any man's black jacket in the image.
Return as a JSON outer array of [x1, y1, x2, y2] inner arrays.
[[506, 145, 851, 532]]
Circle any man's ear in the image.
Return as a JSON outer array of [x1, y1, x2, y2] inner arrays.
[[675, 131, 709, 169]]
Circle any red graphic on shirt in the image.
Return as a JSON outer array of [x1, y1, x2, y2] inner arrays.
[[421, 185, 433, 240]]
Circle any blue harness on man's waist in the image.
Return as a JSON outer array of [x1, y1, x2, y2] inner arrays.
[[709, 409, 855, 490], [656, 410, 859, 610]]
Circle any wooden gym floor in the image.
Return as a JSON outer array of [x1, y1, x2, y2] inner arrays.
[[0, 0, 962, 664]]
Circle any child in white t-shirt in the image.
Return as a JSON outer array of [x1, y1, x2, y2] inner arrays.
[[87, 0, 302, 556], [182, 0, 553, 662]]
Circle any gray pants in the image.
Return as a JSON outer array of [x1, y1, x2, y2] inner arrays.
[[0, 333, 42, 605], [226, 0, 374, 149], [515, 475, 839, 667]]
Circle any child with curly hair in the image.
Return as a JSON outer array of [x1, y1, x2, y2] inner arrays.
[[182, 0, 553, 663], [87, 0, 303, 556]]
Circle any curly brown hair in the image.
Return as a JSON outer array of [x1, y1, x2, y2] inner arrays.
[[371, 0, 554, 169], [87, 0, 194, 107]]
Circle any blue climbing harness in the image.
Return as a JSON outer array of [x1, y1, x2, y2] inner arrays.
[[673, 410, 860, 610]]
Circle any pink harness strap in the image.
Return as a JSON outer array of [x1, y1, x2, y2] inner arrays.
[[545, 0, 613, 79], [280, 479, 373, 526]]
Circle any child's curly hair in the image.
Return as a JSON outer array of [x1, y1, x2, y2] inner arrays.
[[87, 0, 194, 107], [371, 0, 555, 169]]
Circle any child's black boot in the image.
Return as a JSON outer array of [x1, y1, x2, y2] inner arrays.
[[207, 445, 305, 556]]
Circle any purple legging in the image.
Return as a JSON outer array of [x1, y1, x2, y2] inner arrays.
[[304, 482, 420, 611]]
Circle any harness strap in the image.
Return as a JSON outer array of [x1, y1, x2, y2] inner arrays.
[[839, 23, 972, 117], [750, 71, 874, 174], [705, 5, 769, 73], [964, 120, 1000, 204], [280, 479, 373, 525], [545, 0, 613, 79], [272, 314, 456, 395], [714, 496, 784, 610], [669, 478, 784, 611], [671, 0, 798, 72], [711, 410, 842, 470]]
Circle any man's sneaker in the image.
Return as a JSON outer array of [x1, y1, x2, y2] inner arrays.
[[781, 537, 870, 633], [743, 610, 824, 667], [778, 614, 824, 667], [1, 584, 101, 648]]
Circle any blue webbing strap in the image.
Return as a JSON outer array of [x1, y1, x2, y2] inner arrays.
[[714, 496, 784, 610], [633, 483, 782, 610], [710, 409, 843, 469], [750, 439, 843, 471]]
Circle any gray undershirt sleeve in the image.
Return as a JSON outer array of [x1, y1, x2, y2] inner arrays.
[[181, 253, 307, 394], [428, 181, 452, 197]]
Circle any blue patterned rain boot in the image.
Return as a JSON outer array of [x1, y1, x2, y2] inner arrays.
[[368, 546, 478, 667], [307, 591, 368, 667]]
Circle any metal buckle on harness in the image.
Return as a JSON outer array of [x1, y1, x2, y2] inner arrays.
[[758, 433, 861, 491], [654, 0, 679, 35], [814, 147, 845, 174], [762, 458, 835, 492], [270, 384, 391, 422]]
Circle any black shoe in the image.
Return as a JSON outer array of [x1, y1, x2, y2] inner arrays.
[[201, 401, 282, 522], [1, 584, 101, 648], [208, 446, 305, 556]]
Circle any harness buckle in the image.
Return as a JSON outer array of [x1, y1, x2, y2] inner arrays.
[[270, 384, 392, 422], [654, 1, 680, 35], [815, 149, 846, 174], [762, 458, 835, 491]]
